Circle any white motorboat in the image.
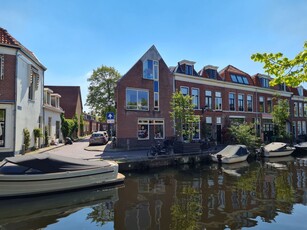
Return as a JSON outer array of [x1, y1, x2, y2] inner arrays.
[[210, 145, 250, 164], [259, 142, 295, 157], [294, 142, 307, 152], [0, 153, 125, 198]]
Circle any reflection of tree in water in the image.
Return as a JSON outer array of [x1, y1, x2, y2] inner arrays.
[[170, 186, 202, 230], [234, 161, 296, 221], [86, 202, 114, 227]]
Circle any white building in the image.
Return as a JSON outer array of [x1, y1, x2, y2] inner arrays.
[[0, 27, 47, 159], [44, 88, 64, 145]]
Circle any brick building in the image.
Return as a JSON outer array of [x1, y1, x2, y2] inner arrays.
[[116, 46, 307, 149]]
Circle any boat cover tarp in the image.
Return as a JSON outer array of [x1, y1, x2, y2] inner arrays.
[[264, 142, 287, 152], [3, 153, 110, 173], [216, 145, 248, 157]]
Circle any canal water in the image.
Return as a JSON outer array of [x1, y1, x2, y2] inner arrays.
[[1, 155, 307, 230]]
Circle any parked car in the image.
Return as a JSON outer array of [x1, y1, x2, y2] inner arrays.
[[89, 131, 108, 146]]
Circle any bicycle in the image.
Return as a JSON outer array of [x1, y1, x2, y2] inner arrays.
[[147, 140, 172, 157]]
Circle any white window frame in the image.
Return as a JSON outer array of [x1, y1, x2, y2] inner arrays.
[[126, 88, 149, 111], [215, 92, 222, 111], [247, 95, 253, 112], [192, 88, 199, 109], [180, 86, 189, 96], [143, 59, 159, 80]]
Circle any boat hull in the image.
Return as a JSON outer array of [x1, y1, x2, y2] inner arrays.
[[211, 154, 249, 164], [0, 160, 124, 198], [263, 149, 295, 157]]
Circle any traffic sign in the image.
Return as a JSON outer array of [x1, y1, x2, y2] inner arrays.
[[106, 112, 115, 124]]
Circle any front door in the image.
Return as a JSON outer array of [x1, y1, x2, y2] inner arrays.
[[216, 125, 221, 143]]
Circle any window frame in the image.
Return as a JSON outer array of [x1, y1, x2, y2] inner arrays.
[[143, 59, 159, 80], [215, 92, 222, 111], [229, 93, 236, 111], [247, 95, 253, 112], [126, 88, 149, 111], [238, 94, 244, 111], [192, 88, 199, 109], [205, 90, 212, 110]]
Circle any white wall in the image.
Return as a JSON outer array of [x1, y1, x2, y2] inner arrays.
[[15, 52, 44, 153]]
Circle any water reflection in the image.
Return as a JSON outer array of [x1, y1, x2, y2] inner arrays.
[[1, 157, 307, 229], [115, 157, 307, 230], [0, 185, 120, 229]]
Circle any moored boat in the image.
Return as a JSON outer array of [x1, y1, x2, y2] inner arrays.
[[294, 142, 307, 152], [0, 153, 125, 198], [210, 145, 250, 164], [259, 142, 295, 157]]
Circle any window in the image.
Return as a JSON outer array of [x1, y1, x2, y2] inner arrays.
[[0, 109, 5, 147], [294, 102, 298, 117], [299, 102, 303, 117], [267, 98, 272, 113], [180, 87, 189, 96], [185, 65, 193, 75], [279, 83, 286, 91], [247, 95, 253, 112], [28, 66, 39, 101], [138, 119, 165, 140], [56, 121, 60, 139], [303, 121, 306, 134], [238, 94, 244, 111], [259, 96, 265, 113], [260, 78, 270, 88], [192, 88, 199, 109], [205, 91, 212, 109], [154, 81, 159, 111], [298, 87, 304, 96], [229, 93, 235, 111], [304, 103, 307, 117], [298, 121, 302, 135], [143, 60, 158, 80], [126, 88, 149, 111], [215, 92, 222, 110], [230, 74, 249, 85], [0, 54, 4, 80]]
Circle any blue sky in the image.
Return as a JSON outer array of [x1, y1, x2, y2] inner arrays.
[[1, 0, 307, 111]]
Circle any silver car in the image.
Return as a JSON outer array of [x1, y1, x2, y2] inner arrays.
[[89, 131, 108, 146]]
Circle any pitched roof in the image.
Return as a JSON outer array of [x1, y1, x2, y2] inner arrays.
[[0, 27, 46, 70], [45, 86, 83, 119]]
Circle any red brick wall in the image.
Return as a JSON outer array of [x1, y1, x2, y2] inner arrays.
[[0, 54, 15, 101], [116, 58, 174, 148]]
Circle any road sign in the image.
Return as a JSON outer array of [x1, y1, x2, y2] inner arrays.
[[106, 112, 115, 124]]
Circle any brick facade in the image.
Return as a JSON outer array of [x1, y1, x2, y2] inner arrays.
[[0, 54, 15, 101], [116, 46, 307, 149]]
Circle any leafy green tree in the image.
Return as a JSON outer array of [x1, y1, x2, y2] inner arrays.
[[60, 114, 75, 139], [228, 122, 260, 151], [271, 98, 290, 138], [170, 91, 199, 142], [251, 41, 307, 87], [86, 65, 121, 121]]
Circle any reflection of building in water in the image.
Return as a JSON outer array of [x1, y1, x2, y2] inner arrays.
[[115, 162, 307, 229]]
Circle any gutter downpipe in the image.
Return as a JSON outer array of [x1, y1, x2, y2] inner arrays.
[[13, 49, 19, 155]]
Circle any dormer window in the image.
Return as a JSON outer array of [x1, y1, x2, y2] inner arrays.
[[230, 74, 249, 85], [279, 83, 286, 91], [143, 59, 158, 80], [260, 78, 270, 88], [298, 87, 304, 96], [185, 65, 193, 75]]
